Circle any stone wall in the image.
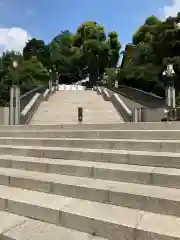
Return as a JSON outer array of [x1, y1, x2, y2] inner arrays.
[[0, 107, 9, 125]]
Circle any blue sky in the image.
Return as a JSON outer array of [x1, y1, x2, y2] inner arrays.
[[0, 0, 178, 53]]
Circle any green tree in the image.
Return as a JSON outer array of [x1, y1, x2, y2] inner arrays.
[[108, 31, 121, 68], [74, 21, 121, 86], [18, 56, 49, 92], [50, 30, 82, 83], [105, 68, 117, 87], [23, 38, 50, 68], [133, 16, 162, 45], [120, 14, 180, 95], [0, 51, 24, 106]]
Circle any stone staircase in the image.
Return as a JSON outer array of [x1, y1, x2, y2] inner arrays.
[[0, 123, 180, 239], [30, 90, 123, 124]]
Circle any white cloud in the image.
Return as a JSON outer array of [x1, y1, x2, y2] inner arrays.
[[164, 0, 180, 18], [0, 27, 31, 55]]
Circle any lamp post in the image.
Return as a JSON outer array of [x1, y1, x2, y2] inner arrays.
[[55, 71, 59, 91], [162, 64, 176, 109], [52, 65, 59, 91], [49, 69, 52, 91], [10, 60, 20, 125]]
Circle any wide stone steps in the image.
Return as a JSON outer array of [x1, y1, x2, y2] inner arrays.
[[0, 184, 180, 239], [0, 155, 179, 188], [0, 137, 180, 152], [0, 145, 179, 168], [0, 211, 106, 240], [1, 122, 180, 130], [30, 120, 122, 124], [0, 167, 180, 217], [0, 122, 180, 239], [1, 129, 180, 139], [30, 90, 123, 124]]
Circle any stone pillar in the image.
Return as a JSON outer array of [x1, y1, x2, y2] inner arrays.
[[133, 108, 138, 122], [133, 108, 146, 122], [167, 86, 176, 108]]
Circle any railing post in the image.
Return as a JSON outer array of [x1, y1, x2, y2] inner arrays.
[[78, 107, 83, 122]]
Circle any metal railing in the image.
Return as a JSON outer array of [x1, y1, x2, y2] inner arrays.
[[19, 83, 56, 124], [108, 85, 165, 110], [20, 85, 48, 112], [97, 85, 166, 122]]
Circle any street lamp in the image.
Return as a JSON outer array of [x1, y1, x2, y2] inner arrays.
[[10, 60, 20, 125], [12, 60, 19, 85], [13, 61, 18, 69], [162, 64, 176, 109]]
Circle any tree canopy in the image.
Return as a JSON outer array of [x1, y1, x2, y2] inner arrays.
[[0, 21, 121, 105], [118, 12, 180, 97], [2, 13, 180, 106]]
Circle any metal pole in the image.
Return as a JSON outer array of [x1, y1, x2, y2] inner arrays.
[[15, 86, 20, 125], [172, 86, 176, 108], [56, 72, 59, 91], [10, 87, 15, 125], [49, 69, 52, 91], [167, 86, 171, 107], [165, 87, 168, 106]]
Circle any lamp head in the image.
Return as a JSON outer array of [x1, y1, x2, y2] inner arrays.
[[13, 61, 18, 69]]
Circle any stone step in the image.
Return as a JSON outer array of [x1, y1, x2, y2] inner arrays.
[[0, 145, 179, 168], [30, 121, 122, 124], [0, 211, 106, 240], [0, 129, 180, 140], [1, 137, 180, 152], [0, 155, 179, 188], [0, 167, 179, 217], [1, 122, 180, 130], [0, 123, 128, 131], [0, 185, 180, 239]]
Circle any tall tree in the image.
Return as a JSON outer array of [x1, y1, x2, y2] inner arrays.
[[23, 38, 50, 68], [50, 30, 82, 83], [74, 21, 121, 85]]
